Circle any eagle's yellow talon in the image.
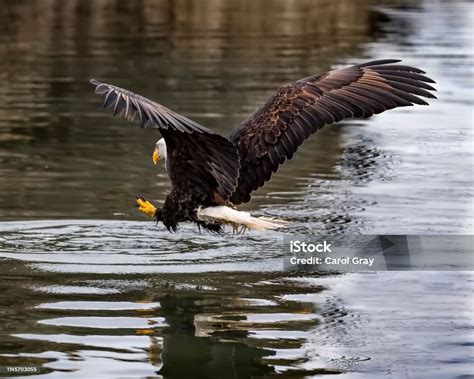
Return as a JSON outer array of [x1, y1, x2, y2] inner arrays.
[[135, 196, 157, 218]]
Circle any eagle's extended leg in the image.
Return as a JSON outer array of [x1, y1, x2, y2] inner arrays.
[[232, 223, 239, 234], [136, 195, 157, 218], [236, 225, 247, 235]]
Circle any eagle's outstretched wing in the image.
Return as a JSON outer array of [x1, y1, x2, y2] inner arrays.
[[90, 80, 239, 200], [229, 59, 437, 204]]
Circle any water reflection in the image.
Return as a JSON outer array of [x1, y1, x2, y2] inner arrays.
[[1, 231, 471, 378], [1, 247, 330, 377]]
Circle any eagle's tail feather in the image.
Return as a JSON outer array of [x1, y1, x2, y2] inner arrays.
[[196, 206, 287, 231]]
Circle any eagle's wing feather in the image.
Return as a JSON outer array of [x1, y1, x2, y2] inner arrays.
[[229, 59, 436, 204], [90, 80, 239, 200]]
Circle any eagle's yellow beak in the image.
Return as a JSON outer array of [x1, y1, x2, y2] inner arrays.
[[152, 147, 160, 165]]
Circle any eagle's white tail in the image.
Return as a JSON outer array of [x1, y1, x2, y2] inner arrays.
[[196, 206, 287, 232]]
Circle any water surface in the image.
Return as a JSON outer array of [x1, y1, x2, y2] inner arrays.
[[0, 0, 472, 378]]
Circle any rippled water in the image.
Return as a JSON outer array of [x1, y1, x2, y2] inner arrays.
[[0, 0, 473, 378]]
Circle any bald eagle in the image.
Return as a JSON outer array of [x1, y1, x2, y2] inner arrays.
[[90, 59, 436, 233]]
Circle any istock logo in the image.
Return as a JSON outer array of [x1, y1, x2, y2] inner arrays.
[[289, 240, 332, 253]]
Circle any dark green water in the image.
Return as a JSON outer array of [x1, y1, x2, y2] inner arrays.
[[0, 0, 472, 378]]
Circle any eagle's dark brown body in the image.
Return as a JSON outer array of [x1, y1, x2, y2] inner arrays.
[[158, 187, 223, 232], [91, 59, 436, 232]]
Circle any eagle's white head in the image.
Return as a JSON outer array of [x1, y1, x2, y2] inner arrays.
[[152, 138, 167, 166]]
